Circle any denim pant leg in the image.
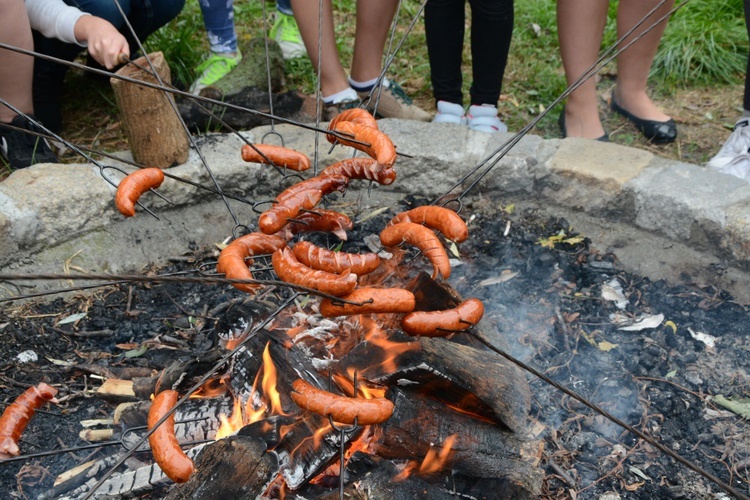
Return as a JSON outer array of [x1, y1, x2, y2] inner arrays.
[[198, 0, 238, 54], [276, 0, 292, 15]]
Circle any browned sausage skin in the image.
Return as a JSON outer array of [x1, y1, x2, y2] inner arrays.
[[318, 287, 415, 317], [326, 108, 379, 141], [148, 390, 194, 483], [241, 144, 311, 171], [0, 383, 58, 458], [216, 233, 287, 293], [292, 240, 381, 276], [290, 379, 394, 425], [401, 298, 485, 337], [272, 247, 358, 297], [288, 210, 353, 240], [330, 121, 397, 169], [388, 206, 468, 242], [379, 222, 451, 279], [115, 168, 165, 217], [320, 157, 397, 185]]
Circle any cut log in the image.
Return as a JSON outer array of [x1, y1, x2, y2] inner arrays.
[[165, 436, 277, 499], [376, 388, 542, 498], [95, 379, 138, 403], [111, 51, 189, 168]]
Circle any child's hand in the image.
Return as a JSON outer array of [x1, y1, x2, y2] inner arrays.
[[74, 16, 129, 69]]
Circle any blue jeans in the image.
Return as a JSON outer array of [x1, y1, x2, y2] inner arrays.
[[199, 0, 237, 54], [277, 0, 292, 16]]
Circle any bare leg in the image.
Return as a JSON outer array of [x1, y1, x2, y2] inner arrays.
[[290, 0, 349, 97], [614, 0, 674, 121], [557, 0, 609, 139], [0, 0, 34, 123], [350, 0, 398, 82]]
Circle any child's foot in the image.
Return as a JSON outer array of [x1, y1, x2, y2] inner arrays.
[[190, 50, 242, 95]]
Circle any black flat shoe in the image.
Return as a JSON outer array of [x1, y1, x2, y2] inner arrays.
[[610, 97, 677, 144], [558, 107, 609, 142]]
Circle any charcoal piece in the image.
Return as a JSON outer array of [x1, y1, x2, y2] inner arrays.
[[165, 436, 277, 499]]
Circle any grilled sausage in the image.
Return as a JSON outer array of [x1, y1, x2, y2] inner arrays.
[[259, 190, 324, 235], [292, 240, 381, 276], [318, 287, 415, 317], [320, 157, 397, 185], [272, 247, 357, 297], [326, 108, 378, 143], [115, 168, 164, 217], [290, 379, 393, 425], [0, 383, 58, 458], [148, 390, 194, 483], [401, 298, 485, 337], [241, 144, 310, 171], [330, 121, 397, 169], [388, 206, 468, 242], [275, 174, 350, 203], [379, 222, 451, 279], [288, 209, 353, 240], [216, 233, 287, 293]]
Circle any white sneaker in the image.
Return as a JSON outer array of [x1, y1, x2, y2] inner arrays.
[[467, 104, 507, 133], [432, 101, 466, 125], [707, 117, 750, 170]]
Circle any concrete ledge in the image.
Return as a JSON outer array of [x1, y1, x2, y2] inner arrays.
[[2, 119, 750, 299]]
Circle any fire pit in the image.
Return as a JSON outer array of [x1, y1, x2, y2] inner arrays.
[[1, 119, 749, 499]]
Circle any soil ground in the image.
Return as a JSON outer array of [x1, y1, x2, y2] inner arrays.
[[0, 196, 748, 499]]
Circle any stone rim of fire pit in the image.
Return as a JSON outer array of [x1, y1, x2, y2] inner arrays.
[[1, 118, 749, 301]]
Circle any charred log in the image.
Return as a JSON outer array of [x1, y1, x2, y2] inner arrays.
[[375, 388, 541, 498], [165, 435, 278, 499]]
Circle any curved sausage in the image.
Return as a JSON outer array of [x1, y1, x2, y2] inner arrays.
[[288, 210, 353, 240], [0, 383, 58, 458], [276, 174, 350, 203], [290, 379, 393, 425], [318, 287, 415, 317], [330, 121, 397, 169], [216, 233, 287, 293], [379, 222, 451, 279], [115, 168, 165, 217], [148, 390, 194, 483], [272, 247, 357, 297], [326, 108, 378, 143], [388, 206, 468, 243], [293, 240, 381, 276], [401, 298, 485, 337], [259, 190, 324, 235], [241, 144, 310, 171], [320, 157, 397, 185]]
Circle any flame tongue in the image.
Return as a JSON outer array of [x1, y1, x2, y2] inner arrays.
[[393, 435, 458, 481]]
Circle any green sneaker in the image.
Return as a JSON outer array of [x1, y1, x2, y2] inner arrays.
[[190, 50, 242, 95], [269, 12, 306, 60]]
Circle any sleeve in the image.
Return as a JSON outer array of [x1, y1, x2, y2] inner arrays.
[[25, 0, 91, 47]]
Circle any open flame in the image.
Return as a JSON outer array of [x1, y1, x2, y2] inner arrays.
[[360, 317, 418, 374], [215, 341, 284, 439], [189, 377, 228, 399], [393, 435, 458, 481]]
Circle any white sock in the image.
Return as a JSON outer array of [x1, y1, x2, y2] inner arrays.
[[323, 87, 358, 104], [348, 76, 382, 92]]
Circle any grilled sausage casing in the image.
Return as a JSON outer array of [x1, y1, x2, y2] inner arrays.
[[241, 144, 310, 171], [388, 206, 468, 242], [148, 390, 194, 483], [380, 222, 451, 279], [115, 168, 165, 217], [401, 298, 485, 337], [0, 382, 57, 458], [318, 287, 415, 317], [292, 240, 380, 276], [290, 379, 394, 425]]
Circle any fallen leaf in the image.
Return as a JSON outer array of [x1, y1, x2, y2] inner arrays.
[[597, 340, 618, 352], [479, 270, 519, 287], [58, 312, 87, 325], [357, 206, 390, 224], [665, 370, 678, 379], [712, 395, 750, 420], [687, 327, 717, 349], [601, 278, 628, 310], [45, 356, 74, 367], [616, 313, 664, 331], [449, 241, 460, 258], [629, 466, 651, 482], [664, 320, 677, 333], [123, 345, 149, 358]]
